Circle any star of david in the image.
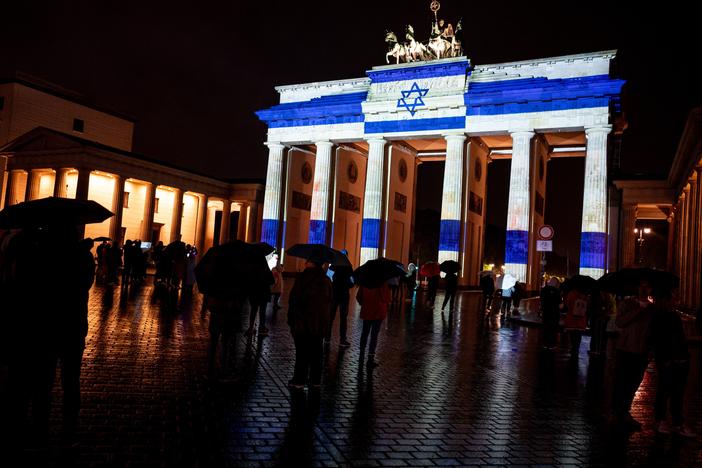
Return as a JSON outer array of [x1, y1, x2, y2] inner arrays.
[[397, 82, 429, 116]]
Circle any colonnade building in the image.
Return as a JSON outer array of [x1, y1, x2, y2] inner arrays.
[[0, 73, 263, 252], [256, 51, 625, 287]]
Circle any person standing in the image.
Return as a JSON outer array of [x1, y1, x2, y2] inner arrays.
[[357, 281, 391, 368], [328, 265, 353, 347], [611, 279, 655, 430], [246, 283, 271, 337], [540, 278, 562, 350], [442, 271, 458, 311], [479, 271, 495, 312], [287, 259, 332, 390], [651, 289, 696, 437], [426, 273, 439, 308]]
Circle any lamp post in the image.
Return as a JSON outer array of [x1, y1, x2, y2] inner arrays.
[[634, 227, 651, 264]]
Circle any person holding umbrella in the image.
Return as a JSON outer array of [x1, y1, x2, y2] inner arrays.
[[353, 257, 402, 368], [327, 249, 354, 348], [420, 261, 441, 308], [286, 252, 333, 390], [440, 260, 460, 312]]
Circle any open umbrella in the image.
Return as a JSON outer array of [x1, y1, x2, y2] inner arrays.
[[598, 268, 679, 295], [93, 236, 112, 242], [440, 260, 461, 274], [353, 257, 406, 288], [561, 274, 598, 294], [419, 261, 440, 277], [286, 243, 351, 267], [0, 197, 113, 228], [253, 241, 275, 256], [195, 240, 273, 299]]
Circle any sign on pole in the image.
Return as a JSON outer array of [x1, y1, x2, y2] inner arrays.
[[536, 240, 553, 252], [538, 225, 554, 240]]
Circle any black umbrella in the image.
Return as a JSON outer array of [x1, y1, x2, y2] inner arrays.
[[286, 243, 350, 266], [561, 274, 598, 294], [440, 260, 461, 274], [253, 242, 276, 256], [195, 240, 274, 299], [0, 197, 114, 228], [353, 257, 406, 288], [93, 236, 112, 242], [165, 240, 187, 259], [598, 268, 679, 295]]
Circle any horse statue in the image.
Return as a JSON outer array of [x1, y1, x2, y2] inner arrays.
[[451, 20, 464, 57], [385, 30, 407, 64], [405, 25, 430, 62]]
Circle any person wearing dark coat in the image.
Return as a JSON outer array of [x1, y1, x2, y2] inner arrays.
[[441, 272, 458, 311], [540, 278, 562, 350], [327, 266, 354, 347], [287, 260, 332, 390], [426, 274, 439, 308]]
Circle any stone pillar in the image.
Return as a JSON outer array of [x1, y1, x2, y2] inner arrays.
[[25, 169, 42, 201], [110, 175, 126, 245], [308, 141, 334, 244], [170, 188, 184, 243], [4, 169, 24, 206], [666, 213, 675, 272], [620, 204, 637, 267], [75, 169, 91, 201], [360, 138, 387, 265], [579, 126, 611, 279], [220, 199, 232, 245], [504, 130, 534, 282], [237, 203, 249, 241], [687, 177, 698, 306], [53, 168, 70, 198], [680, 187, 689, 303], [696, 168, 702, 307], [195, 195, 208, 254], [260, 142, 285, 247], [247, 201, 259, 243], [141, 182, 156, 241], [438, 134, 466, 264]]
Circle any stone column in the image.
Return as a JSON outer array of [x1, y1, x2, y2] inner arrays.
[[170, 188, 184, 243], [75, 169, 91, 201], [666, 213, 675, 272], [25, 169, 42, 201], [237, 203, 249, 241], [220, 199, 232, 245], [620, 204, 637, 267], [110, 175, 126, 244], [260, 142, 285, 247], [696, 167, 702, 307], [141, 182, 156, 241], [360, 138, 387, 265], [504, 130, 534, 282], [308, 141, 334, 244], [438, 134, 466, 264], [4, 169, 24, 206], [680, 187, 689, 303], [247, 201, 259, 243], [687, 177, 698, 306], [195, 194, 208, 253], [53, 168, 70, 198], [579, 125, 611, 279]]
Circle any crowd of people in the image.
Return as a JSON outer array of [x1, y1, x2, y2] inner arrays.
[[1, 226, 698, 451]]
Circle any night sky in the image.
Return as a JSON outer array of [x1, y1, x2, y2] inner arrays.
[[2, 0, 701, 263]]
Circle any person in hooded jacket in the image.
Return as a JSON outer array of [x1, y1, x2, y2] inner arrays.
[[287, 259, 332, 390]]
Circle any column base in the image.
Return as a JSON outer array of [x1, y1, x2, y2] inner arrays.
[[504, 263, 527, 283], [579, 267, 605, 279]]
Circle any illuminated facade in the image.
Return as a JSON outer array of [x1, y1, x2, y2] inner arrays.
[[0, 74, 263, 252], [614, 107, 702, 310], [256, 52, 625, 285]]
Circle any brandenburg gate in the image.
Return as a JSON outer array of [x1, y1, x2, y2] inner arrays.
[[255, 29, 624, 286]]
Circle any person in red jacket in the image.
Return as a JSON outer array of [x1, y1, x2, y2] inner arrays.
[[356, 281, 392, 368]]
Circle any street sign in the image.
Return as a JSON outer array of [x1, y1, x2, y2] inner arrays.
[[538, 225, 554, 240], [536, 240, 553, 252]]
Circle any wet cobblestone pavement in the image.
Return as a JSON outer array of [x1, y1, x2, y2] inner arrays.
[[5, 283, 702, 467]]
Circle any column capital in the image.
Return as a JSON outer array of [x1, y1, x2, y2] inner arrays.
[[584, 125, 612, 136], [264, 141, 286, 150], [509, 129, 535, 139], [314, 140, 334, 149], [443, 133, 467, 142], [366, 138, 387, 146]]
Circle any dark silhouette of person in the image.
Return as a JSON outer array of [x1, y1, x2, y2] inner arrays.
[[479, 272, 495, 312], [442, 272, 458, 311], [426, 274, 439, 308], [540, 278, 562, 350], [287, 259, 332, 390], [328, 265, 353, 347], [122, 239, 133, 286]]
